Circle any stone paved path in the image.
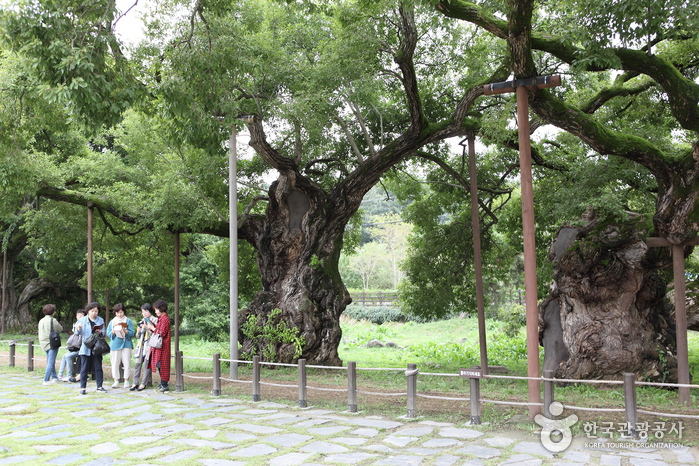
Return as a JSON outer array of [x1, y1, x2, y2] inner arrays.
[[0, 372, 697, 465]]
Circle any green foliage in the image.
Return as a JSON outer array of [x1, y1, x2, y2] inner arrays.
[[240, 308, 305, 362], [495, 304, 526, 338], [343, 305, 410, 325]]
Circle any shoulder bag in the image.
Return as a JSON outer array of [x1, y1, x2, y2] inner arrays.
[[49, 318, 62, 349], [66, 332, 82, 352], [148, 332, 163, 349], [92, 334, 110, 356]]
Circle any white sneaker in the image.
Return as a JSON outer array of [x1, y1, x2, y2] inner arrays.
[[124, 382, 130, 389], [111, 381, 120, 389], [42, 381, 52, 386], [50, 378, 59, 384]]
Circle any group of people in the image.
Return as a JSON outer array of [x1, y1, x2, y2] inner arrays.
[[37, 300, 172, 395]]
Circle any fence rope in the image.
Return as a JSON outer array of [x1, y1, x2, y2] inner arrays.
[[637, 409, 699, 420], [307, 386, 347, 393], [357, 390, 407, 396], [417, 393, 470, 402]]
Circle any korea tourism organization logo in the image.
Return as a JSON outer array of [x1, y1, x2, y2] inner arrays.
[[535, 402, 578, 452]]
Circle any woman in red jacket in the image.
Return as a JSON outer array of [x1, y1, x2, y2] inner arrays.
[[147, 299, 171, 393]]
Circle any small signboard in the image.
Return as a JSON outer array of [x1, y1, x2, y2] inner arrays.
[[459, 368, 482, 379]]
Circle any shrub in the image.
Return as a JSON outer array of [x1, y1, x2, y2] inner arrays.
[[343, 305, 408, 324]]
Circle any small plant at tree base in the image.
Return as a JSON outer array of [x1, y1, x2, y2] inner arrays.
[[241, 308, 305, 362]]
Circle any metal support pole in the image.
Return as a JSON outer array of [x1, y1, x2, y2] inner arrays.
[[672, 245, 691, 406], [467, 136, 488, 375], [252, 356, 260, 402], [543, 369, 554, 419], [174, 233, 180, 354], [212, 353, 221, 396], [469, 377, 481, 424], [1, 250, 6, 337], [516, 85, 541, 418], [9, 340, 15, 367], [406, 363, 418, 418], [27, 340, 34, 372], [176, 350, 184, 392], [348, 361, 357, 413], [298, 359, 307, 408], [623, 372, 638, 439], [229, 126, 239, 380], [87, 203, 93, 303]]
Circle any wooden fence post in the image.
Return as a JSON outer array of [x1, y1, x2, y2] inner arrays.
[[176, 351, 184, 392], [469, 377, 481, 424], [27, 340, 33, 372], [623, 372, 638, 439], [211, 353, 221, 396], [9, 340, 15, 367], [298, 358, 307, 408], [543, 369, 554, 419], [348, 361, 357, 413], [252, 356, 260, 401], [406, 363, 418, 418]]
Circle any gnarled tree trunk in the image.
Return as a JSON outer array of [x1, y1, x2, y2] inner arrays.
[[539, 215, 678, 383], [239, 171, 351, 366]]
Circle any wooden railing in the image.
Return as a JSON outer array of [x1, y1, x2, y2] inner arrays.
[[351, 291, 398, 306]]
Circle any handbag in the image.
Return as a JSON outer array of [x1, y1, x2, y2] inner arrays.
[[92, 334, 110, 356], [66, 333, 82, 352], [148, 332, 163, 349], [49, 319, 62, 349], [84, 332, 99, 349]]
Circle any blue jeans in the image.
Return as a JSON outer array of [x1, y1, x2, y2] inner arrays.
[[44, 348, 59, 382], [58, 350, 79, 378]]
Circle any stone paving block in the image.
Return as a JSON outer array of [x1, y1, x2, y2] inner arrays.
[[265, 432, 313, 447], [675, 447, 697, 463], [306, 425, 352, 435], [599, 454, 622, 465], [92, 442, 120, 454], [229, 443, 277, 457], [422, 438, 460, 448], [182, 411, 211, 419], [232, 423, 282, 434], [293, 418, 332, 428], [18, 431, 72, 442], [127, 444, 175, 458], [499, 453, 542, 465], [159, 449, 200, 462], [322, 452, 379, 464], [200, 417, 237, 427], [375, 454, 423, 465], [224, 433, 257, 443], [627, 459, 670, 466], [438, 427, 484, 439], [199, 460, 246, 466], [72, 433, 101, 441], [0, 430, 36, 439], [196, 429, 220, 439], [150, 423, 196, 435], [120, 435, 164, 445], [421, 420, 454, 427], [563, 450, 590, 462], [384, 436, 418, 447], [0, 455, 41, 464], [268, 416, 305, 425], [333, 437, 368, 446], [433, 454, 460, 465], [362, 444, 398, 453], [120, 420, 172, 432], [45, 453, 85, 465], [174, 438, 237, 450], [300, 440, 350, 454], [258, 401, 290, 409], [454, 444, 502, 458], [406, 447, 445, 455], [350, 428, 379, 437], [512, 440, 555, 458], [0, 403, 30, 413], [241, 408, 277, 415], [268, 452, 315, 465], [484, 436, 516, 447], [395, 426, 434, 436]]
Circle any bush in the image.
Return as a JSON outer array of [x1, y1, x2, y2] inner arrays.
[[343, 306, 409, 324]]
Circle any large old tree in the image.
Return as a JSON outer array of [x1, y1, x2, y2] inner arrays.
[[3, 1, 504, 363], [436, 0, 699, 381]]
